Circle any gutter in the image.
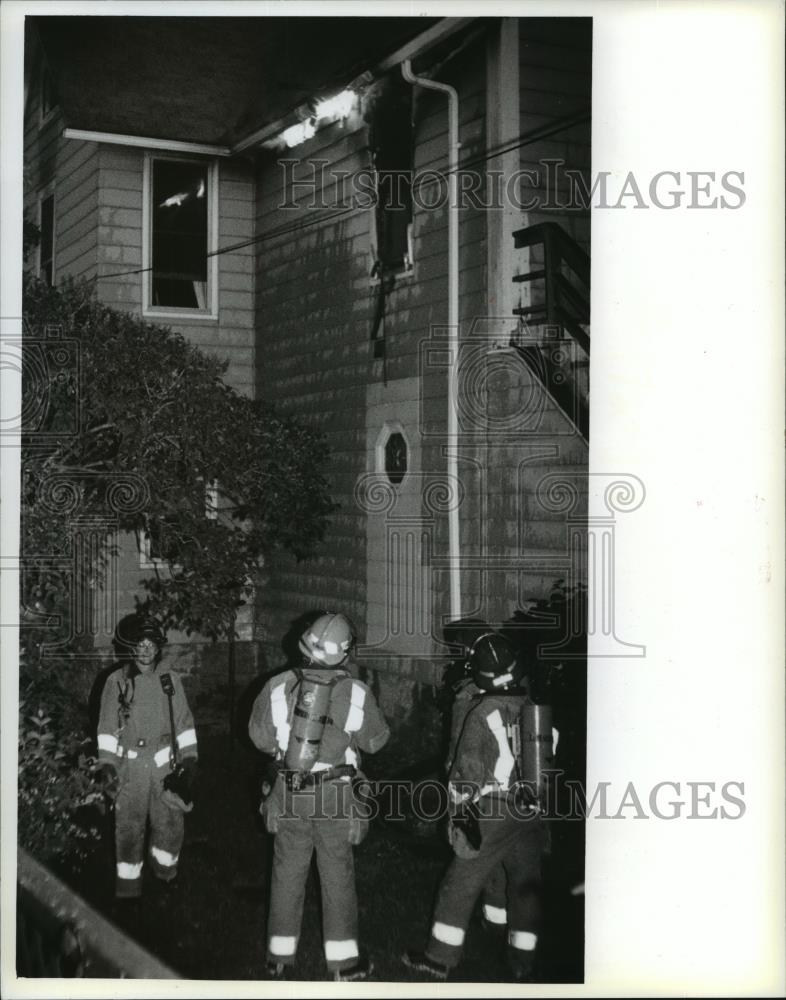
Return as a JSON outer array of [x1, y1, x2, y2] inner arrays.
[[401, 59, 462, 623], [62, 129, 231, 158], [231, 17, 474, 155]]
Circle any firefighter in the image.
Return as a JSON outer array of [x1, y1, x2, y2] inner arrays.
[[95, 613, 198, 899], [442, 623, 512, 936], [248, 612, 390, 982], [403, 632, 553, 983]]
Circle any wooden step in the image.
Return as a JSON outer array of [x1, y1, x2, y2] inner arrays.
[[512, 270, 547, 283]]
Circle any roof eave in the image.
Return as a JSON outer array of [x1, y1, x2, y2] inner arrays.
[[231, 16, 476, 155]]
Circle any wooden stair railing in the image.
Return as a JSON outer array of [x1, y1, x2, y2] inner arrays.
[[511, 222, 590, 439]]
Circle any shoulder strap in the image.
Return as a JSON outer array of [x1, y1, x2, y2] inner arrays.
[[160, 672, 179, 766], [325, 672, 351, 730], [446, 693, 486, 774], [116, 671, 134, 732], [283, 669, 304, 738]]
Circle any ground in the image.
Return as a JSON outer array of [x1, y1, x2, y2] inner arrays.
[[56, 730, 584, 984]]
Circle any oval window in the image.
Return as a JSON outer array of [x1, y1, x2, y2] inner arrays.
[[384, 432, 407, 485]]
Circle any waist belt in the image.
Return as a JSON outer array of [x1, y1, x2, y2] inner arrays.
[[481, 787, 543, 814], [284, 765, 356, 791]]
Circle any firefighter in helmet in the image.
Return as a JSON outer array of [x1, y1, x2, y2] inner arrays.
[[441, 623, 515, 936], [403, 631, 554, 982], [248, 611, 390, 982], [95, 613, 198, 899]]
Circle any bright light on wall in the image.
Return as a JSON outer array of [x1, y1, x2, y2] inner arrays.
[[282, 120, 316, 149], [314, 89, 355, 121], [277, 89, 355, 149]]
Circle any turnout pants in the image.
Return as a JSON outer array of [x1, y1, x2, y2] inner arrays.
[[426, 804, 546, 976], [113, 753, 184, 898], [481, 864, 508, 929], [266, 780, 360, 973]]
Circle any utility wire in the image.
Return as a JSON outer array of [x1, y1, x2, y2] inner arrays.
[[97, 109, 590, 283]]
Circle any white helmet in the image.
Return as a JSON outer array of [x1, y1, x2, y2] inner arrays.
[[298, 612, 355, 666]]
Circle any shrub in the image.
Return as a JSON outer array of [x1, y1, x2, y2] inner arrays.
[[17, 694, 103, 865], [22, 273, 337, 639]]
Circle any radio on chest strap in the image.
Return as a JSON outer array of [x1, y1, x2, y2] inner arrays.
[[160, 672, 180, 769]]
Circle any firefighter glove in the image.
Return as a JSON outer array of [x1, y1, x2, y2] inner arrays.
[[95, 764, 120, 803], [162, 759, 196, 813], [447, 818, 480, 859]]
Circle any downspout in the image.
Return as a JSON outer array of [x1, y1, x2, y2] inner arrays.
[[401, 59, 461, 621]]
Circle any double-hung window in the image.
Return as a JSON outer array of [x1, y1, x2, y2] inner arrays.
[[143, 154, 218, 318]]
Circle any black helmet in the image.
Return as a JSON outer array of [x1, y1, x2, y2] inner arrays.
[[443, 617, 493, 656], [114, 613, 166, 654], [469, 632, 523, 691]]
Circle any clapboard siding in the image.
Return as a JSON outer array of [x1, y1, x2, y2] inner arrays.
[[94, 145, 255, 394], [23, 58, 101, 283]]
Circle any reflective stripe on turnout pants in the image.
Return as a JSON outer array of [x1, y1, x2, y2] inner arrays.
[[267, 779, 359, 972], [114, 754, 184, 898], [426, 806, 545, 972]]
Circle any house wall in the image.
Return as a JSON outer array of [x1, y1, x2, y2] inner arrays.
[[253, 39, 492, 744], [94, 146, 256, 396], [92, 147, 257, 663], [24, 98, 100, 282], [254, 20, 589, 718], [478, 16, 591, 630], [23, 18, 590, 742], [518, 16, 592, 249], [24, 55, 259, 681]]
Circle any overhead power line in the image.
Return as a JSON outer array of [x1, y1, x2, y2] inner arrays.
[[96, 109, 590, 282]]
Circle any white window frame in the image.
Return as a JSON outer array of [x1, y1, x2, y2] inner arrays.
[[142, 152, 219, 321], [37, 187, 56, 285]]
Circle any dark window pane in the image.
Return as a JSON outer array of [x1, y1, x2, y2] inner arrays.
[[377, 171, 412, 269], [151, 160, 208, 308], [373, 81, 413, 271], [146, 520, 180, 563], [385, 432, 407, 485]]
